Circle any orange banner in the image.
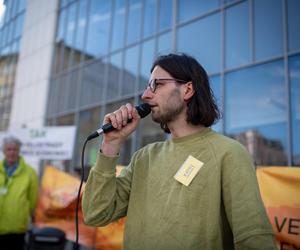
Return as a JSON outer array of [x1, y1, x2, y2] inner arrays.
[[36, 165, 300, 249], [257, 167, 300, 250], [34, 166, 97, 248], [34, 165, 125, 249]]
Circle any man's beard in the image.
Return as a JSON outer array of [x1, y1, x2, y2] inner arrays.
[[152, 88, 185, 129]]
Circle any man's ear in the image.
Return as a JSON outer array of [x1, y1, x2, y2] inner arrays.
[[183, 81, 195, 101]]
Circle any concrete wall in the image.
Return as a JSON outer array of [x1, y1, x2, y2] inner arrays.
[[9, 0, 59, 129]]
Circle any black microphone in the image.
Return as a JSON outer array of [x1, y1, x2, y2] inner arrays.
[[87, 103, 151, 141]]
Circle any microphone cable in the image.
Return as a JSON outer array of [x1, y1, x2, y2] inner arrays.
[[74, 138, 88, 250]]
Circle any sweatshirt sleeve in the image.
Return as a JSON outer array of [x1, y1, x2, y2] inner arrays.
[[221, 142, 277, 250], [82, 152, 133, 227]]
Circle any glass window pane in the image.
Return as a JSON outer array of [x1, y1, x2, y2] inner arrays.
[[122, 45, 139, 95], [225, 1, 250, 69], [86, 0, 111, 57], [127, 0, 142, 45], [75, 0, 87, 51], [11, 0, 19, 17], [65, 3, 76, 47], [177, 14, 221, 74], [7, 21, 13, 43], [178, 0, 219, 23], [159, 0, 172, 31], [75, 107, 101, 167], [157, 32, 172, 55], [80, 59, 105, 106], [254, 0, 283, 60], [289, 55, 300, 166], [2, 25, 7, 46], [111, 0, 126, 51], [14, 13, 24, 39], [143, 0, 157, 38], [0, 3, 6, 28], [210, 75, 222, 132], [3, 1, 10, 24], [139, 38, 155, 91], [56, 9, 66, 43], [225, 60, 288, 166], [107, 52, 122, 100], [287, 0, 300, 52], [225, 0, 238, 3], [60, 0, 68, 8], [0, 31, 3, 50], [18, 0, 26, 13]]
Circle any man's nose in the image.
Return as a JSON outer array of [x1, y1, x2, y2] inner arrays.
[[141, 87, 153, 100]]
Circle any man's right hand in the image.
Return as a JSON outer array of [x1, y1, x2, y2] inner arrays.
[[100, 103, 141, 156]]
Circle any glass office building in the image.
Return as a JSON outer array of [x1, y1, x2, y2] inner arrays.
[[0, 0, 299, 170], [0, 0, 26, 130]]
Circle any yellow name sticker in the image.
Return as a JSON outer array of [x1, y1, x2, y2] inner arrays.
[[174, 155, 204, 186]]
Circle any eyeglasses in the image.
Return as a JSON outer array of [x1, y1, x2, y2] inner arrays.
[[146, 78, 187, 93]]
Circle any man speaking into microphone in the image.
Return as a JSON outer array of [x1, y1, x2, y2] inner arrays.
[[82, 53, 276, 250]]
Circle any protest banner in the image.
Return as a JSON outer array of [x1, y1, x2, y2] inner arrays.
[[0, 126, 76, 160], [35, 165, 124, 249], [257, 167, 300, 250]]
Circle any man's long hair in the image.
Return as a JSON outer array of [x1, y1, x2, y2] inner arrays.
[[151, 53, 220, 133]]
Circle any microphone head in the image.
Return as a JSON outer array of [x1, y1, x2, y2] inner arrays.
[[136, 103, 151, 118]]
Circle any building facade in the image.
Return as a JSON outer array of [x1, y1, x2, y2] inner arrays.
[[0, 0, 299, 171]]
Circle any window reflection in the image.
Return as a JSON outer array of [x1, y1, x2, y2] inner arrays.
[[139, 39, 155, 91], [143, 0, 157, 38], [159, 0, 172, 31], [107, 52, 122, 100], [56, 9, 66, 43], [289, 55, 300, 166], [80, 59, 106, 106], [18, 0, 26, 12], [122, 45, 139, 96], [75, 0, 87, 53], [157, 32, 172, 56], [225, 60, 287, 165], [15, 13, 24, 39], [75, 107, 101, 168], [177, 14, 221, 74], [65, 3, 76, 48], [127, 0, 142, 45], [287, 0, 300, 52], [178, 0, 219, 23], [56, 114, 75, 126], [254, 0, 283, 60], [210, 75, 222, 132], [86, 0, 111, 57], [112, 0, 126, 51], [225, 1, 250, 69]]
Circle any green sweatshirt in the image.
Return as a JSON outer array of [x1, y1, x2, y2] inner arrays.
[[82, 128, 277, 250], [0, 157, 38, 234]]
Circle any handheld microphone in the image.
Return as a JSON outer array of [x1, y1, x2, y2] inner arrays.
[[87, 103, 151, 141]]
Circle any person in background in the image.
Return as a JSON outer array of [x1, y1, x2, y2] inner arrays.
[[82, 53, 277, 249], [0, 136, 38, 250]]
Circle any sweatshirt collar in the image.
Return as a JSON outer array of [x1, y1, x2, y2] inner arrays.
[[170, 127, 212, 144]]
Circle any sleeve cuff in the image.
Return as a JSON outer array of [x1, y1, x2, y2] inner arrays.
[[93, 152, 120, 173]]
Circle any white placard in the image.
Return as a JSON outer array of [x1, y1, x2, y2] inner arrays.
[[0, 126, 76, 160]]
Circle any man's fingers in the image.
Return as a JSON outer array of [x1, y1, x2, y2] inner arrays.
[[103, 103, 139, 132], [104, 113, 118, 128], [125, 103, 133, 120], [120, 105, 129, 126]]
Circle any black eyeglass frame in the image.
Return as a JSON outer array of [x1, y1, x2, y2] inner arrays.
[[146, 78, 187, 93]]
